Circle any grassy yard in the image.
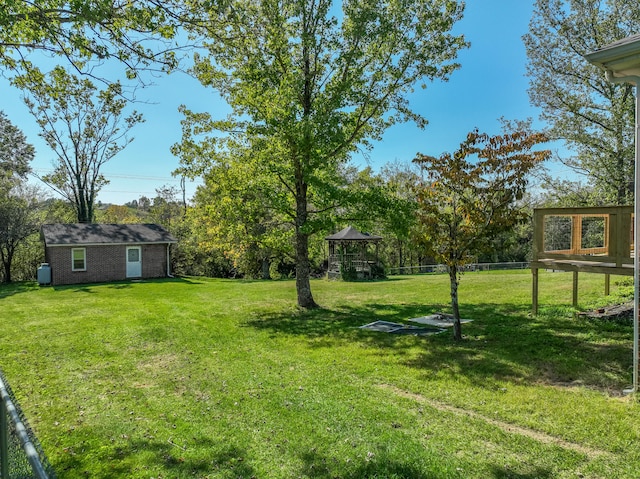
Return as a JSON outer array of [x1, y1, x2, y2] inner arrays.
[[1, 270, 638, 478]]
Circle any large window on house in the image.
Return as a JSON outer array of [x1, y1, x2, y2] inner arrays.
[[72, 248, 86, 271]]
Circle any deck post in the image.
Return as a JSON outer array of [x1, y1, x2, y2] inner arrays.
[[633, 83, 640, 393], [532, 267, 538, 316]]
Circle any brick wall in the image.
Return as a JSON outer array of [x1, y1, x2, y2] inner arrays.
[[142, 244, 169, 278], [46, 244, 169, 286]]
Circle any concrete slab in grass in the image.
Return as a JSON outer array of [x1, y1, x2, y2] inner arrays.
[[359, 320, 444, 336]]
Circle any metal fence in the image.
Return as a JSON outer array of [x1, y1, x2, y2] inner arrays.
[[387, 261, 530, 276], [0, 370, 55, 479]]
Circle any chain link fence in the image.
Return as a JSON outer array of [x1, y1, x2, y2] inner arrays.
[[0, 369, 56, 479], [387, 262, 530, 276]]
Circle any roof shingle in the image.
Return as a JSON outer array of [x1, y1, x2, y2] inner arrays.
[[41, 223, 177, 246]]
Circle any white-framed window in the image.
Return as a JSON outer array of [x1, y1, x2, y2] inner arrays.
[[71, 248, 86, 271]]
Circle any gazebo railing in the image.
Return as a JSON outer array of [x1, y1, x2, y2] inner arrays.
[[327, 253, 377, 272]]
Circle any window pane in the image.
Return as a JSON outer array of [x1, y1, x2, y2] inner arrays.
[[128, 248, 140, 262], [72, 249, 85, 270]]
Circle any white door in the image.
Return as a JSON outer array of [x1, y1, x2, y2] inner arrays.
[[126, 246, 142, 278]]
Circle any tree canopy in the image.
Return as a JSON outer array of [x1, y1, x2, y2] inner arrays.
[[175, 0, 468, 308], [0, 113, 37, 283], [19, 66, 144, 223], [524, 0, 640, 205], [0, 185, 41, 283], [0, 1, 186, 82], [0, 110, 34, 188], [414, 129, 550, 340]]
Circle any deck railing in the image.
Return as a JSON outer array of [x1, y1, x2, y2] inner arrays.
[[532, 206, 634, 274], [531, 206, 634, 314]]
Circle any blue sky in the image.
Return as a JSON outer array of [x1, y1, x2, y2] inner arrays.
[[1, 0, 573, 205]]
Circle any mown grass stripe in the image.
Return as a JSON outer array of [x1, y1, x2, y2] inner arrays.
[[379, 384, 611, 459]]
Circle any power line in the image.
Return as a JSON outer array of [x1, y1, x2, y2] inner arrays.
[[31, 168, 183, 183], [97, 189, 161, 195], [103, 174, 182, 182]]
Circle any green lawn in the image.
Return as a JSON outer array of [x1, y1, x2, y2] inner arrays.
[[1, 270, 638, 478]]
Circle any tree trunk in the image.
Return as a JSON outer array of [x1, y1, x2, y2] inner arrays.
[[295, 230, 317, 308], [294, 18, 318, 310], [261, 258, 270, 280], [449, 265, 462, 341], [1, 248, 13, 283], [77, 196, 89, 223], [80, 194, 94, 223], [293, 157, 318, 309], [75, 174, 89, 223]]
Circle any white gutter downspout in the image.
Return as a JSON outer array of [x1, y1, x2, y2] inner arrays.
[[166, 243, 174, 278], [606, 70, 640, 394]]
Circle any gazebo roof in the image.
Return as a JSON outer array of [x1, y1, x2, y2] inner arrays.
[[584, 33, 640, 78], [325, 226, 382, 242]]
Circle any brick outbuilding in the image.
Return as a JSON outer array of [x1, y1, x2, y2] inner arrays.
[[41, 223, 177, 286]]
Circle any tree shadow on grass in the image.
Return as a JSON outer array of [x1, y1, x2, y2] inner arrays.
[[488, 465, 554, 479], [244, 301, 633, 392], [47, 276, 204, 293], [0, 281, 40, 298], [297, 448, 450, 479], [53, 435, 256, 478], [339, 275, 413, 283], [295, 447, 555, 479]]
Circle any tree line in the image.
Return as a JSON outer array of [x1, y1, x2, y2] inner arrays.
[[0, 134, 542, 279]]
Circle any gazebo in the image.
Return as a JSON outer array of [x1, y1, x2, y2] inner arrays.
[[325, 226, 383, 279]]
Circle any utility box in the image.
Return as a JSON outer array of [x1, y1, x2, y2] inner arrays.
[[37, 263, 51, 286]]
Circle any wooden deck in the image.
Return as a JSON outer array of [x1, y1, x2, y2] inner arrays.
[[531, 206, 634, 314]]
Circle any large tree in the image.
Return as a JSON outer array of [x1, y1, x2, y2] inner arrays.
[[0, 110, 34, 188], [18, 66, 143, 223], [414, 129, 550, 340], [148, 185, 186, 229], [376, 161, 422, 272], [0, 112, 36, 283], [524, 0, 640, 205], [0, 185, 41, 283], [188, 157, 294, 279], [175, 0, 467, 308]]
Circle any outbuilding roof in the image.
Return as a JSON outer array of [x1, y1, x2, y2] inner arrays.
[[41, 223, 177, 246], [325, 226, 382, 242]]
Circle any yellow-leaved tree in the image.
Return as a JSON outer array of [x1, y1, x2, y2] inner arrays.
[[414, 128, 550, 340]]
